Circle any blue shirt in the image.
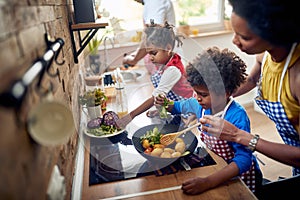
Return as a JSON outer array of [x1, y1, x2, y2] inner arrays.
[[172, 97, 259, 175]]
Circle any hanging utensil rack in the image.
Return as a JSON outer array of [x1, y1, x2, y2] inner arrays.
[[0, 35, 65, 109]]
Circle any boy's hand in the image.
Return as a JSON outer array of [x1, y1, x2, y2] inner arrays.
[[154, 93, 174, 119]]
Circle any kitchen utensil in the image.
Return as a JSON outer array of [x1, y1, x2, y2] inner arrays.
[[180, 158, 191, 171], [160, 122, 201, 146], [27, 100, 75, 146], [27, 90, 75, 146], [132, 124, 198, 168]]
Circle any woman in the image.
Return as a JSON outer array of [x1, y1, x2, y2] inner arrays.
[[200, 0, 300, 198]]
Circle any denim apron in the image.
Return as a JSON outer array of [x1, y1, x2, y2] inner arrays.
[[200, 97, 257, 192], [255, 43, 300, 175]]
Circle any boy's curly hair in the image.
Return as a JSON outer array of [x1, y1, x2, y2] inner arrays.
[[143, 20, 183, 51], [186, 46, 247, 95]]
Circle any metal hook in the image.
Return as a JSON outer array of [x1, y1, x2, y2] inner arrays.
[[54, 51, 65, 66], [53, 39, 65, 66], [44, 34, 65, 76], [47, 67, 59, 77]]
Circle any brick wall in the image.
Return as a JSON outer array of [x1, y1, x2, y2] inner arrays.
[[0, 0, 87, 199]]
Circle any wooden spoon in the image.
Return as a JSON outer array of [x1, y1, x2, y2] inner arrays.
[[160, 110, 224, 146], [160, 122, 201, 146]]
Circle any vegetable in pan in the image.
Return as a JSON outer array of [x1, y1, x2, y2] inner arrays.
[[140, 126, 186, 158], [140, 126, 162, 147]]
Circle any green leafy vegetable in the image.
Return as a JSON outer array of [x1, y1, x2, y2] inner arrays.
[[140, 126, 162, 146], [87, 124, 119, 136], [159, 97, 174, 119]]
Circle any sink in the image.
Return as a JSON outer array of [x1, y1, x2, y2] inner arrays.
[[120, 70, 145, 83], [103, 66, 147, 83]]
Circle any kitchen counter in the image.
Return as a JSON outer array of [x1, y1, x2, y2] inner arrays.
[[82, 136, 257, 199], [80, 66, 257, 199]]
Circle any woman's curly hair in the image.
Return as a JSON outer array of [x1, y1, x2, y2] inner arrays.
[[186, 46, 247, 95], [143, 20, 183, 51]]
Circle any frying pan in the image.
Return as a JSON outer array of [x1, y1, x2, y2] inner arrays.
[[132, 124, 198, 167]]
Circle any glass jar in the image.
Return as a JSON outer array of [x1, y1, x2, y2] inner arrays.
[[115, 83, 128, 118]]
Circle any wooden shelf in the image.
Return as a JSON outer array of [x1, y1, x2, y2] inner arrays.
[[71, 22, 108, 31], [69, 22, 108, 63]]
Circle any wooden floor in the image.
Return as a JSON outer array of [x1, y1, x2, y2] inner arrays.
[[245, 104, 292, 181]]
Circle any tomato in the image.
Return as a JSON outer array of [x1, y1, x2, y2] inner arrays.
[[144, 147, 153, 154]]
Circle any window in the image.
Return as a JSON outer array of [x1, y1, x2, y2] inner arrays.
[[174, 0, 225, 32], [96, 0, 227, 42], [98, 0, 144, 31]]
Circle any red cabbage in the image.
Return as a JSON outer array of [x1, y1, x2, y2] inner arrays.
[[87, 117, 103, 129], [102, 111, 119, 127]]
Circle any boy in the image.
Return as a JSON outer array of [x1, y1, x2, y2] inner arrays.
[[155, 46, 262, 194]]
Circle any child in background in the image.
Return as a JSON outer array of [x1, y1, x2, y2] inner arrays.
[[117, 20, 195, 128], [155, 46, 262, 194], [124, 0, 181, 74]]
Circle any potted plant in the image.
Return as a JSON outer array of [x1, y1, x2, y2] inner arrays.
[[87, 27, 113, 74], [88, 37, 103, 55], [177, 12, 190, 36], [223, 13, 232, 31], [79, 88, 108, 118], [88, 35, 105, 75]]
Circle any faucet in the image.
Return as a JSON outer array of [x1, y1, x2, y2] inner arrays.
[[103, 36, 114, 71]]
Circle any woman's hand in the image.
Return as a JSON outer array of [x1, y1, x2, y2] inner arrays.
[[199, 115, 240, 142]]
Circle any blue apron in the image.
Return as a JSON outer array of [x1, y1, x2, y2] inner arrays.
[[255, 43, 300, 175]]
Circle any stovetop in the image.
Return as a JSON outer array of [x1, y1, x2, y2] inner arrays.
[[89, 131, 216, 185]]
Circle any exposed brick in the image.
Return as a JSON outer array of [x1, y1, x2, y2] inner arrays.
[[0, 4, 17, 39], [0, 0, 86, 199], [15, 6, 38, 29], [0, 35, 21, 70], [18, 24, 45, 55], [37, 5, 55, 22]]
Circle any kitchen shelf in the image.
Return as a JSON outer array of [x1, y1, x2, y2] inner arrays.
[[69, 22, 108, 63]]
